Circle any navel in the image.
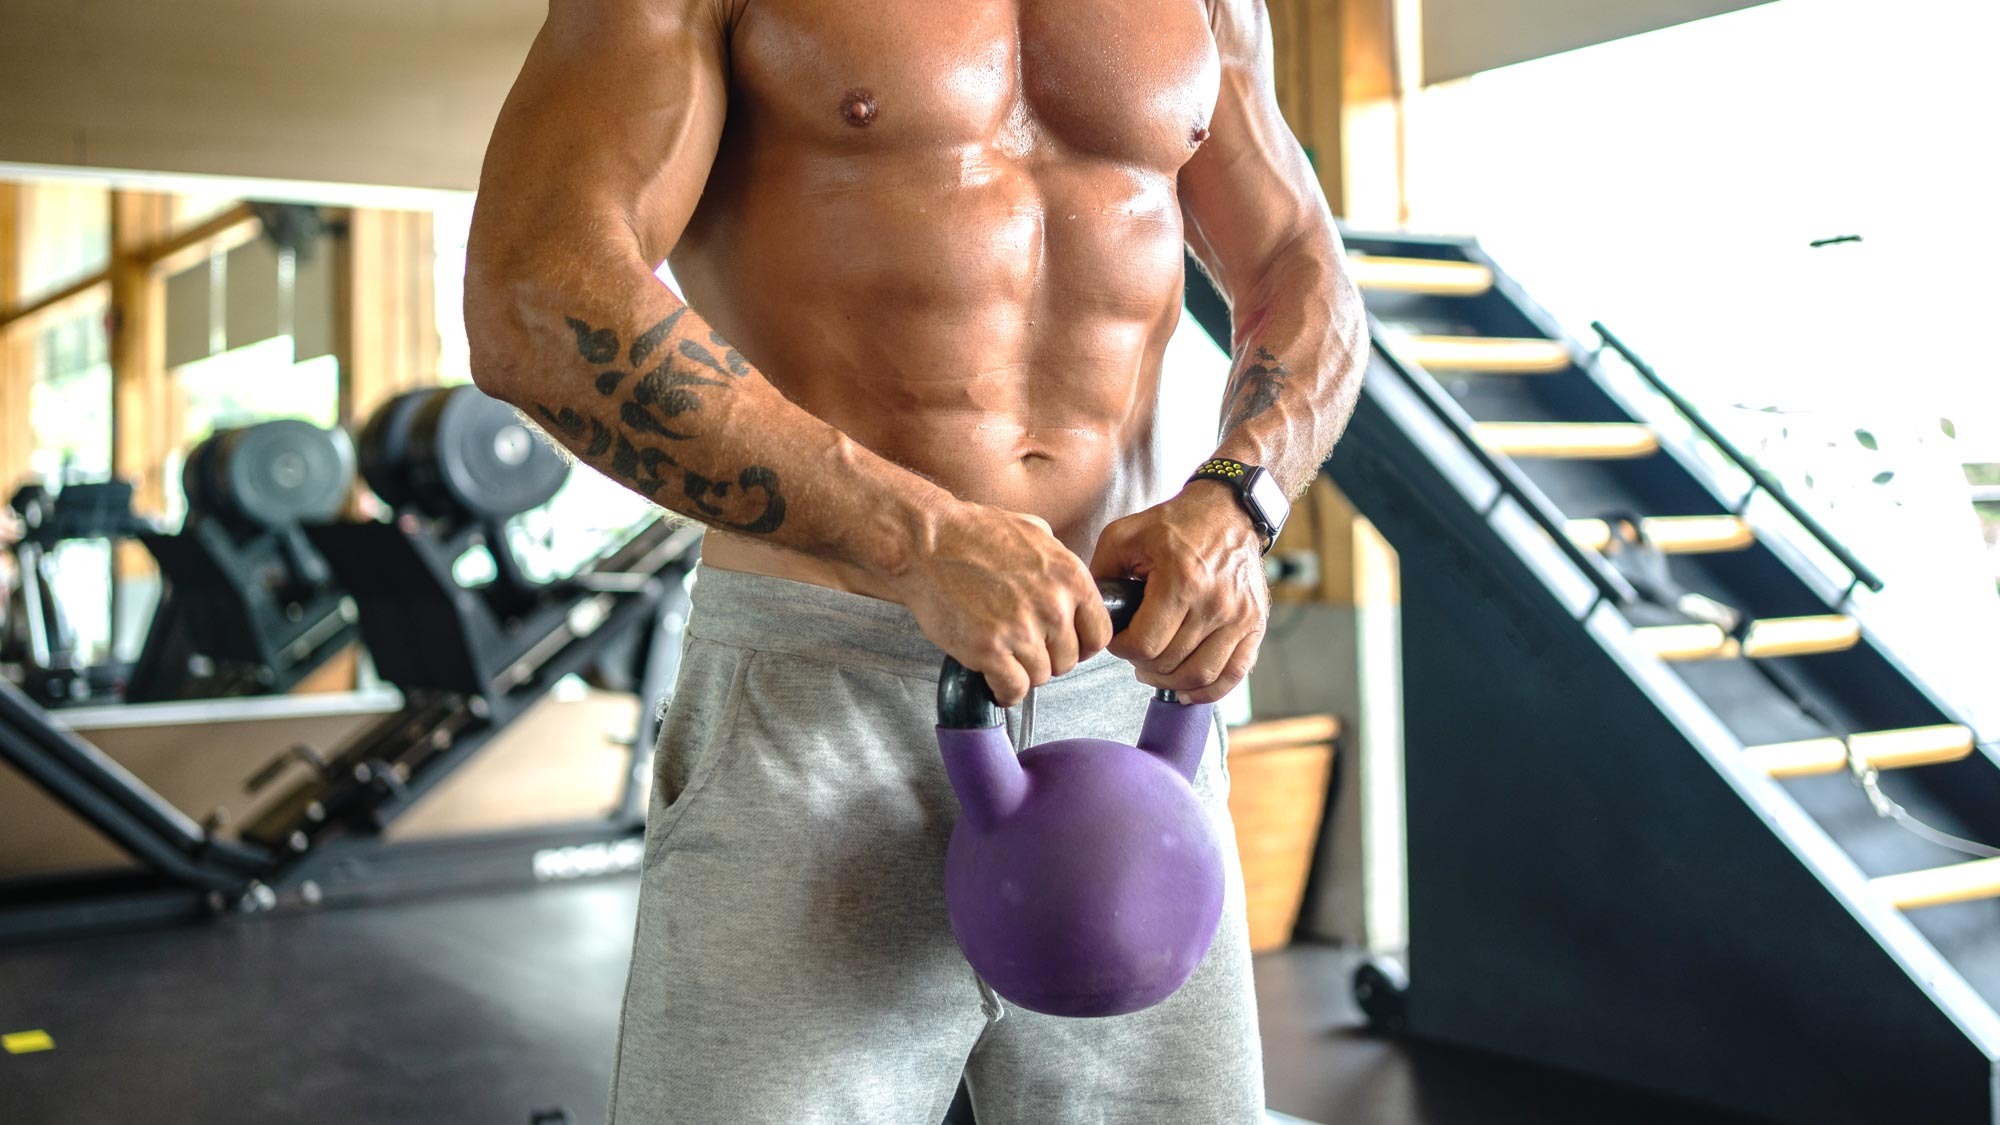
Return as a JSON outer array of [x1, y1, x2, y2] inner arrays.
[[840, 89, 879, 128]]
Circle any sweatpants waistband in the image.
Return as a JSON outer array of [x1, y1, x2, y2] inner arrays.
[[683, 564, 1129, 686]]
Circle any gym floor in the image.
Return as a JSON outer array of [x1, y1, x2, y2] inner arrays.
[[0, 878, 1762, 1124]]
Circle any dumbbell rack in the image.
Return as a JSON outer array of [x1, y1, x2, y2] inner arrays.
[[1184, 234, 2000, 1124], [0, 518, 696, 944]]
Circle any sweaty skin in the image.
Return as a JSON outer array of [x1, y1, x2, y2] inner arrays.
[[467, 0, 1366, 704]]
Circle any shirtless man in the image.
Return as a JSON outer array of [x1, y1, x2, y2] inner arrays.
[[465, 0, 1364, 1118]]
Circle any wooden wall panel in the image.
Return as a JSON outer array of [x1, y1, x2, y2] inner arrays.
[[1335, 0, 1412, 227], [0, 184, 31, 490], [1265, 0, 1410, 226], [0, 0, 543, 191], [108, 191, 177, 518], [333, 209, 441, 429]]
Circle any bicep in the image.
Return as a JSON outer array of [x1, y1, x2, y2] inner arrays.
[[1178, 0, 1332, 302], [474, 0, 731, 264]]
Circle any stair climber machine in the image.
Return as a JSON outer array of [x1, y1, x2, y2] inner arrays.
[[125, 420, 361, 702], [0, 386, 700, 943], [1182, 233, 2000, 1124], [2, 480, 153, 706]]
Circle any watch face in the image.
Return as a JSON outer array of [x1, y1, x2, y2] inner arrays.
[[1247, 470, 1289, 529]]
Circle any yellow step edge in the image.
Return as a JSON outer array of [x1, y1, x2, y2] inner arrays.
[[1873, 857, 2000, 911], [1631, 623, 1740, 662], [1744, 724, 1976, 779], [1567, 515, 1757, 555], [1634, 615, 1861, 663], [1348, 254, 1495, 296], [1399, 336, 1572, 374], [1476, 423, 1660, 460], [1741, 614, 1861, 659]]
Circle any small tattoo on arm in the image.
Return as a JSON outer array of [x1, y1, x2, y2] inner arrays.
[[628, 309, 686, 366], [621, 400, 695, 441], [685, 466, 788, 534], [635, 362, 728, 401], [535, 404, 591, 440], [710, 331, 752, 377], [566, 317, 619, 365], [1221, 346, 1292, 433], [676, 338, 732, 379]]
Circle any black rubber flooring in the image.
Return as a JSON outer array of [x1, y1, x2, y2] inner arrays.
[[0, 878, 1766, 1124]]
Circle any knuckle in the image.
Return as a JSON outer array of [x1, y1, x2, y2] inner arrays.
[[1194, 656, 1230, 685]]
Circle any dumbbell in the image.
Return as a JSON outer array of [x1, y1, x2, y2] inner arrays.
[[358, 386, 568, 521], [183, 419, 354, 530]]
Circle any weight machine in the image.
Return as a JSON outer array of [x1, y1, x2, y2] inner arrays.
[[127, 420, 360, 702], [0, 387, 698, 944]]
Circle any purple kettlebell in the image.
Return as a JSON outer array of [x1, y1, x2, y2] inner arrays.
[[935, 578, 1225, 1018]]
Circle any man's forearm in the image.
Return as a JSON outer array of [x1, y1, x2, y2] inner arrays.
[[467, 256, 949, 578], [1207, 239, 1368, 496]]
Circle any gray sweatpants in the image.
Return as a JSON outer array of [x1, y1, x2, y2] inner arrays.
[[610, 566, 1264, 1124]]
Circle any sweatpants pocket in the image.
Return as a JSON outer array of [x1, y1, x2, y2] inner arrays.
[[642, 641, 753, 869]]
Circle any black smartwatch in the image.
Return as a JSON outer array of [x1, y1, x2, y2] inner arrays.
[[1188, 458, 1290, 554]]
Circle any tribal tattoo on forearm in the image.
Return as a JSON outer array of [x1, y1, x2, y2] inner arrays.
[[1218, 345, 1293, 436], [533, 312, 787, 535]]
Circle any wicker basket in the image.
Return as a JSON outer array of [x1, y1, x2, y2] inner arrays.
[[1225, 714, 1340, 953]]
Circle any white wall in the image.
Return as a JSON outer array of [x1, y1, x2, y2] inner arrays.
[[0, 0, 544, 191]]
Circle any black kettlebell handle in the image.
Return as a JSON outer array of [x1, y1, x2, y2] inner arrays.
[[938, 577, 1147, 730]]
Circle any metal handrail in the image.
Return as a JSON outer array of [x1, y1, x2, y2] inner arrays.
[[1591, 321, 1885, 595], [1373, 321, 1636, 608]]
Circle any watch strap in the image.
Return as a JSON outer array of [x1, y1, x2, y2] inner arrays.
[[1189, 457, 1279, 551]]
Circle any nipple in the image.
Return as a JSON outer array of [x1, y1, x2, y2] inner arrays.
[[840, 89, 879, 128], [1189, 124, 1211, 148]]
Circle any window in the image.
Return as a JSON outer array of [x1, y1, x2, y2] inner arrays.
[[26, 300, 112, 486], [1405, 0, 2000, 727]]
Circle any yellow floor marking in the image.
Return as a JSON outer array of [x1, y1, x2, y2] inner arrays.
[[4, 1029, 55, 1054]]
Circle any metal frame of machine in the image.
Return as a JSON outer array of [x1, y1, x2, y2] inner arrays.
[[0, 518, 698, 946]]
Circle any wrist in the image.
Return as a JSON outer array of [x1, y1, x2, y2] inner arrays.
[[1169, 481, 1264, 554], [860, 479, 957, 584]]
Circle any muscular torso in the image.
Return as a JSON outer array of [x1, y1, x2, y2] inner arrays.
[[673, 0, 1222, 590]]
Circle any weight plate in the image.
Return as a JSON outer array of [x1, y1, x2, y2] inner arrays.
[[357, 388, 441, 511], [410, 386, 569, 520], [181, 434, 224, 517], [214, 419, 355, 529]]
